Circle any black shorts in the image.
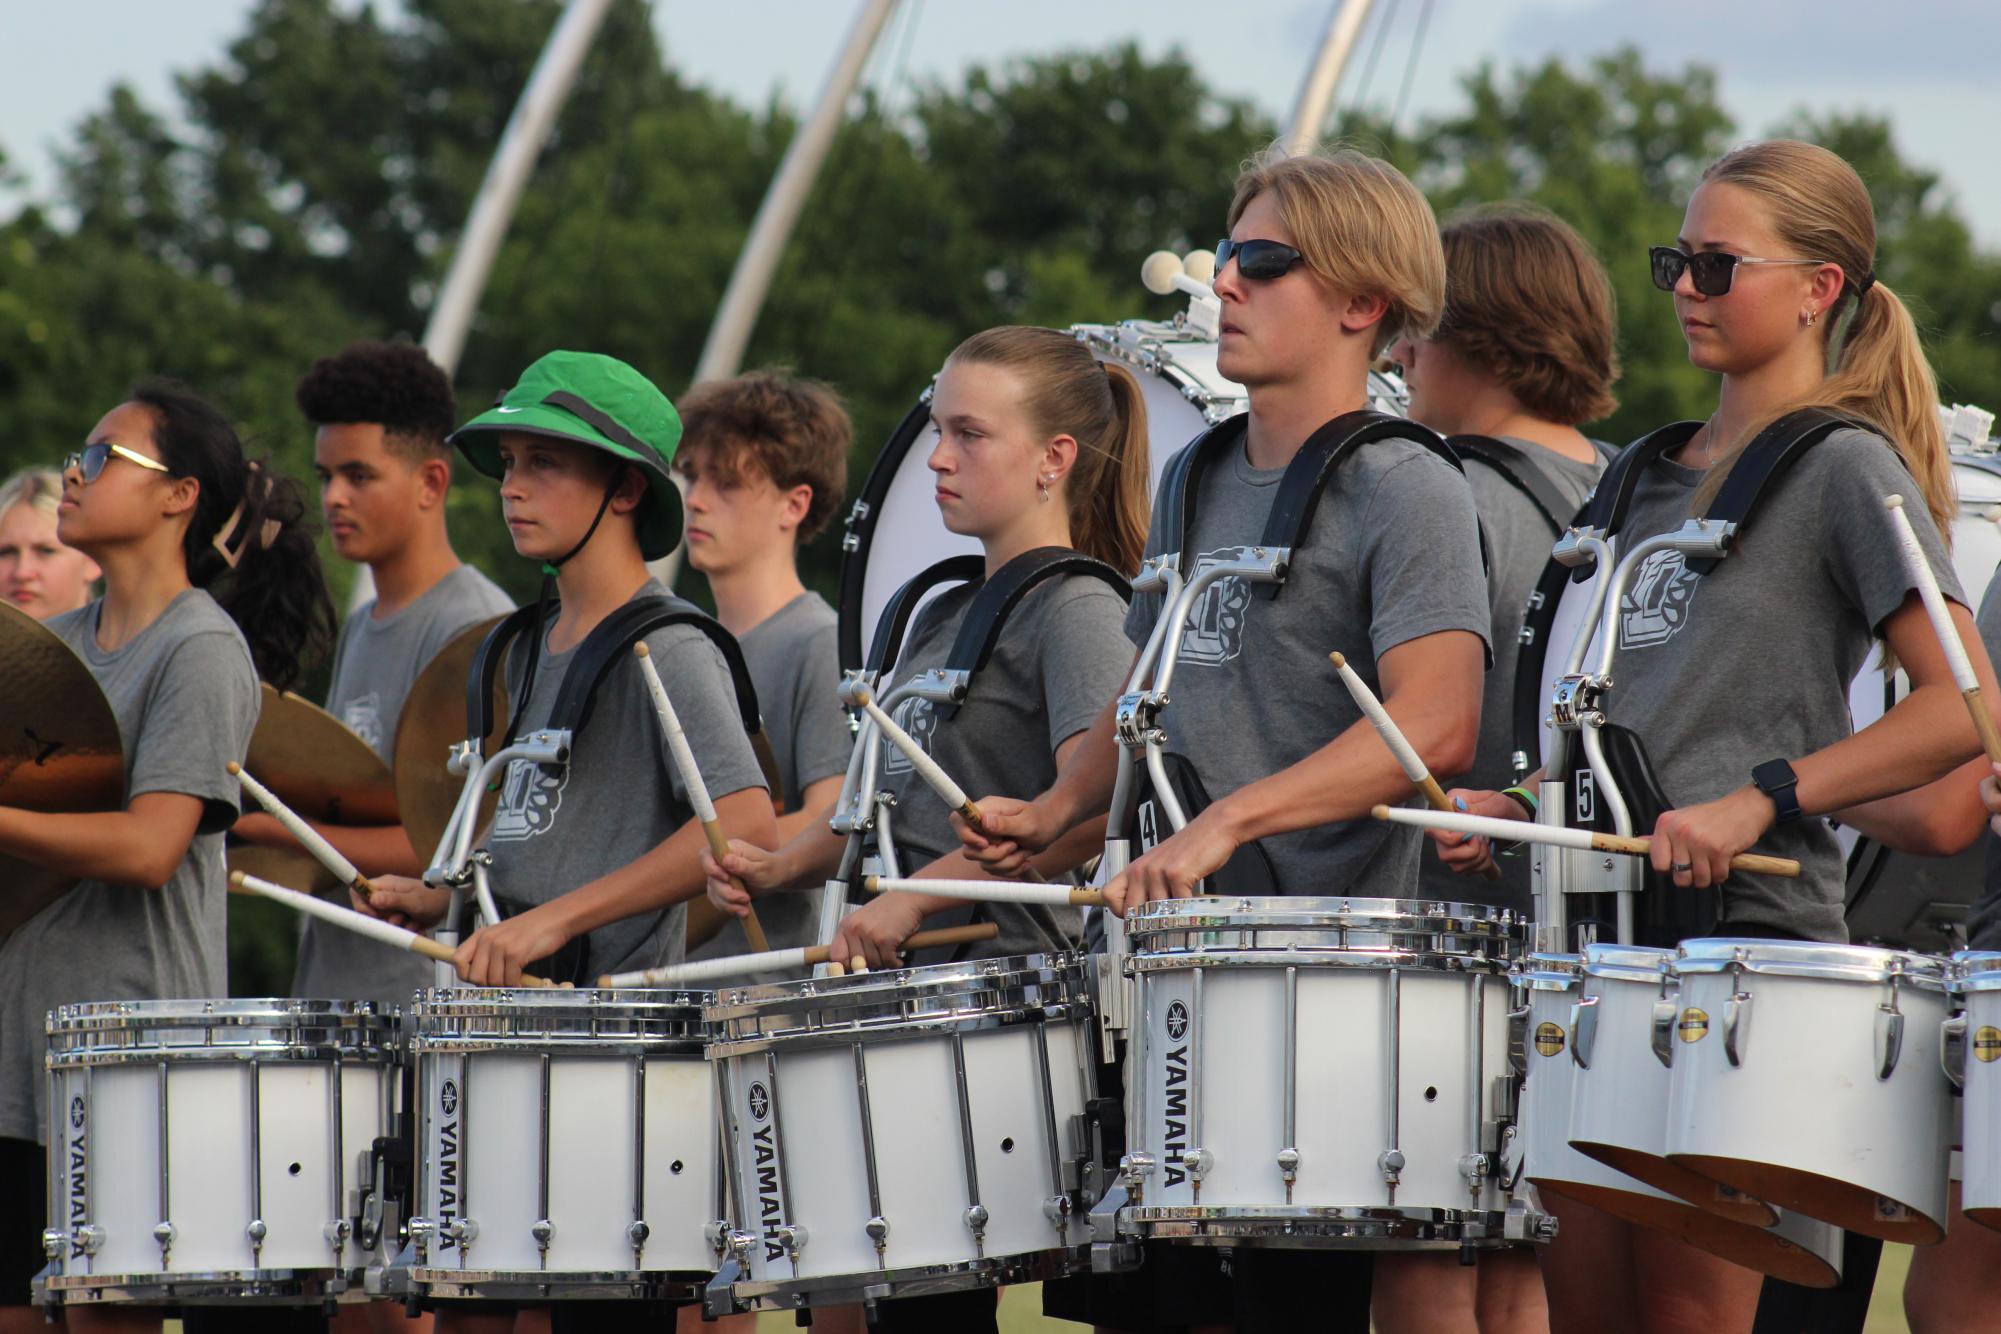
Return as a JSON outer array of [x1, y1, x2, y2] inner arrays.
[[0, 1136, 48, 1308], [1044, 1246, 1372, 1332]]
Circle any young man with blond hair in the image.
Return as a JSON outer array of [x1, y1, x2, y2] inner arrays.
[[958, 145, 1491, 1330]]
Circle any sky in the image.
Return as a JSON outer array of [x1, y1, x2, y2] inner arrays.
[[3, 0, 1999, 245]]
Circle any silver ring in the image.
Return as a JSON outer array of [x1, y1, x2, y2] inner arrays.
[[1671, 861, 1693, 873]]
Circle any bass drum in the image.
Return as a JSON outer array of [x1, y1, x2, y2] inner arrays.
[[1514, 450, 2001, 948], [835, 317, 1408, 670]]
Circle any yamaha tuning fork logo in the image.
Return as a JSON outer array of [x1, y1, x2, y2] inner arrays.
[[68, 1095, 85, 1130], [440, 1079, 459, 1116], [1165, 1001, 1189, 1042], [748, 1082, 771, 1123]]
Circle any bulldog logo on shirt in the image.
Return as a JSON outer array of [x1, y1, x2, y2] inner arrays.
[[1620, 548, 1702, 649], [342, 692, 383, 751], [1175, 548, 1255, 668], [490, 758, 566, 840], [882, 697, 938, 775]]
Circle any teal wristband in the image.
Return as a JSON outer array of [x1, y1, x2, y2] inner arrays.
[[1500, 786, 1539, 818]]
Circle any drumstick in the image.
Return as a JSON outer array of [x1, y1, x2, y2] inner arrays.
[[230, 871, 554, 987], [1331, 652, 1502, 882], [1885, 494, 2001, 761], [633, 643, 772, 953], [596, 922, 999, 988], [864, 874, 1106, 908], [1369, 805, 1803, 878], [229, 762, 377, 902]]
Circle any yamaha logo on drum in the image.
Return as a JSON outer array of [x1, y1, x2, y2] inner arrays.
[[1166, 1001, 1189, 1042], [748, 1082, 771, 1122], [1678, 1007, 1710, 1042], [1533, 1022, 1566, 1057], [1161, 1004, 1190, 1187], [66, 1093, 88, 1257], [68, 1094, 84, 1130], [1976, 1026, 2001, 1063], [440, 1078, 459, 1116]]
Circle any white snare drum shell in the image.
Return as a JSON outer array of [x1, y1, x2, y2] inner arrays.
[[1950, 953, 2001, 1229]]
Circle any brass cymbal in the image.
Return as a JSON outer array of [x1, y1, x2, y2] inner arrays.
[[0, 602, 124, 933], [395, 614, 509, 866], [247, 684, 398, 826]]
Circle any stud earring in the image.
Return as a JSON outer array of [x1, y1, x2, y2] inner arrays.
[[1037, 475, 1052, 503], [1805, 308, 1818, 327]]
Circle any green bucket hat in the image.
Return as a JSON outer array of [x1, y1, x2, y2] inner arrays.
[[451, 350, 684, 560]]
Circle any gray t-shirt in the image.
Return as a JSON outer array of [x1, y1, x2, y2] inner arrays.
[[481, 580, 768, 983], [1418, 440, 1605, 912], [1967, 572, 2001, 950], [1607, 428, 1961, 943], [292, 564, 514, 1006], [690, 591, 850, 960], [879, 573, 1134, 959], [0, 590, 260, 1142], [1126, 427, 1492, 896]]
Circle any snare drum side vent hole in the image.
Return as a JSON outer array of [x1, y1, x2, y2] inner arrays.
[[1000, 1137, 1015, 1154], [288, 1162, 303, 1176], [1423, 1087, 1438, 1103], [670, 1160, 684, 1175]]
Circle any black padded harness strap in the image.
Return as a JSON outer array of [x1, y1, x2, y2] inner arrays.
[[942, 547, 1131, 681], [1683, 408, 1863, 574], [1449, 434, 1583, 535], [865, 555, 984, 677]]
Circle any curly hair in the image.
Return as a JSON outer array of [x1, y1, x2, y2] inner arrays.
[[675, 370, 852, 541], [294, 340, 457, 460], [1433, 203, 1620, 426]]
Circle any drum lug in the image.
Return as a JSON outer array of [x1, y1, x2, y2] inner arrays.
[[145, 1221, 168, 1255], [1942, 1014, 1968, 1089], [1275, 1146, 1301, 1184], [323, 1217, 352, 1250], [1377, 1148, 1406, 1186], [1650, 999, 1678, 1068], [865, 1214, 890, 1251], [447, 1217, 479, 1251], [1042, 1194, 1073, 1227], [407, 1216, 437, 1263], [964, 1203, 990, 1239], [1874, 1002, 1905, 1080], [246, 1217, 267, 1254], [1724, 991, 1754, 1068], [1505, 1005, 1530, 1077], [530, 1217, 554, 1252], [39, 1229, 63, 1261], [1458, 1152, 1490, 1189], [1120, 1150, 1156, 1185], [776, 1222, 808, 1259], [1181, 1147, 1212, 1180], [1569, 996, 1599, 1069]]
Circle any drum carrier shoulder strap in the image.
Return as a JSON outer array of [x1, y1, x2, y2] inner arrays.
[[864, 554, 985, 678], [1448, 434, 1589, 534]]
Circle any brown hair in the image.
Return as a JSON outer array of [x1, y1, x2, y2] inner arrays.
[[675, 370, 853, 541], [945, 326, 1151, 575], [1694, 141, 1953, 541], [1228, 144, 1445, 353], [1435, 203, 1620, 425]]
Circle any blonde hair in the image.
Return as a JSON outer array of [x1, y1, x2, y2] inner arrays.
[[1436, 203, 1620, 425], [1228, 144, 1445, 354], [1695, 141, 1953, 541], [944, 327, 1151, 576], [0, 468, 63, 521]]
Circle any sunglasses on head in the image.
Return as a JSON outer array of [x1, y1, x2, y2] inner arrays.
[[1649, 246, 1827, 298], [1216, 237, 1306, 281], [63, 440, 172, 485]]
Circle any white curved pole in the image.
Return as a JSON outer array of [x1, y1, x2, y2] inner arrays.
[[1281, 0, 1381, 157]]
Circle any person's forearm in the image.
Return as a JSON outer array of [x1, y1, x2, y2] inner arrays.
[[1032, 814, 1112, 878], [0, 802, 195, 889], [1796, 682, 1982, 818], [544, 789, 779, 937], [1834, 750, 1990, 856]]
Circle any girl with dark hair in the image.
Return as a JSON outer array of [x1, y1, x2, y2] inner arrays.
[[0, 381, 327, 1333]]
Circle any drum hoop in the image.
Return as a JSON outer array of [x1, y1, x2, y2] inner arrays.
[[48, 1040, 397, 1068], [409, 1034, 708, 1056], [706, 996, 1093, 1059], [1125, 896, 1526, 938], [1073, 324, 1243, 416], [50, 996, 386, 1026], [1580, 943, 1675, 983], [413, 986, 710, 1021], [1127, 947, 1514, 975], [1674, 938, 1948, 989], [1513, 953, 1585, 991], [1951, 950, 2001, 992], [705, 951, 1084, 1011]]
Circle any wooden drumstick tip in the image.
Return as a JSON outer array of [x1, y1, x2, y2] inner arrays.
[[227, 761, 242, 777], [633, 641, 651, 659], [1370, 804, 1392, 820], [1329, 651, 1347, 670]]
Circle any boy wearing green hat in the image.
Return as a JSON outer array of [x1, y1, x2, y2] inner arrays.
[[362, 351, 777, 990]]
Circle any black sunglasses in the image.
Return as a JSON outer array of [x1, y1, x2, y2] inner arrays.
[[62, 440, 173, 485], [1650, 246, 1825, 298], [1216, 237, 1306, 281]]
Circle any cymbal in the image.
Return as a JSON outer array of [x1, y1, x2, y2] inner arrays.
[[0, 602, 124, 933], [247, 684, 398, 826], [395, 615, 509, 866]]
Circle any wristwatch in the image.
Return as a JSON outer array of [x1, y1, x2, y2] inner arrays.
[[1751, 758, 1803, 825]]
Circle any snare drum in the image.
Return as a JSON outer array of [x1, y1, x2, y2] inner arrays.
[[705, 954, 1094, 1313], [393, 988, 718, 1302], [1515, 955, 1841, 1285], [1666, 940, 1954, 1244], [1950, 952, 2001, 1229], [40, 998, 398, 1307], [1118, 897, 1531, 1248]]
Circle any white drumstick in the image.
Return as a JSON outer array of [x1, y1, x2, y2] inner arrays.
[[229, 761, 375, 900], [598, 923, 1000, 987], [633, 643, 772, 952], [229, 870, 553, 986], [851, 684, 979, 824], [864, 874, 1105, 908], [1885, 494, 2001, 761], [1331, 652, 1499, 881], [1369, 804, 1803, 878]]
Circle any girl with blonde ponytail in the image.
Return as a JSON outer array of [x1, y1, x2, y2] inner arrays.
[[1431, 139, 1997, 1333]]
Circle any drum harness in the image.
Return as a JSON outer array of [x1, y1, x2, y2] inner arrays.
[[1514, 407, 1869, 954], [422, 597, 777, 987]]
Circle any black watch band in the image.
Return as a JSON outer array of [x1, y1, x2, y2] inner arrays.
[[1752, 758, 1803, 825]]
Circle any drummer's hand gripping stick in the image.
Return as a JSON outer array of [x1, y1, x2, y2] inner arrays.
[[1330, 651, 1501, 881], [230, 761, 379, 902], [1885, 494, 2001, 762], [230, 870, 555, 987], [633, 642, 773, 952], [598, 922, 999, 988], [1370, 804, 1804, 878]]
